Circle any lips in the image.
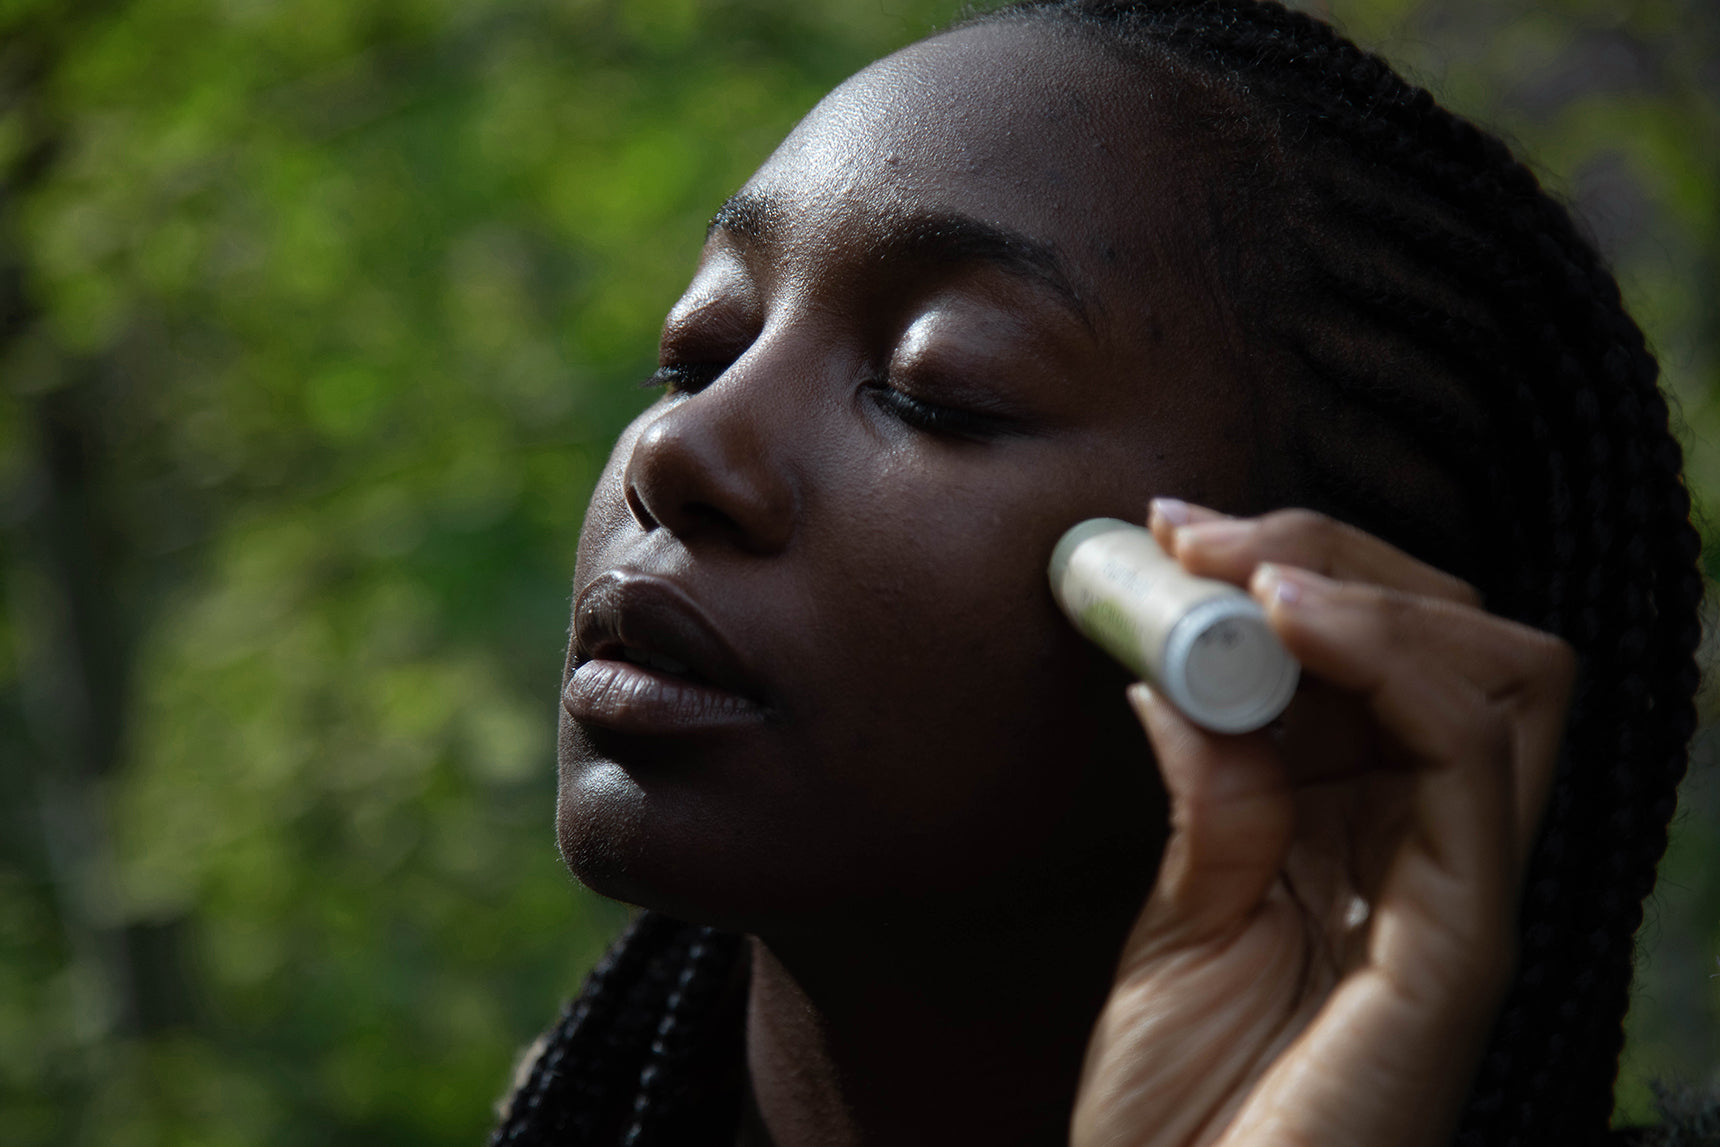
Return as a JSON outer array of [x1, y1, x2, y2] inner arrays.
[[564, 570, 769, 735]]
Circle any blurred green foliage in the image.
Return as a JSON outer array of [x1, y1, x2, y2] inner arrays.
[[0, 1, 1714, 1143]]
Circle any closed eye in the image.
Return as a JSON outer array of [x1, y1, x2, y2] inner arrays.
[[643, 362, 726, 395], [868, 382, 1021, 441]]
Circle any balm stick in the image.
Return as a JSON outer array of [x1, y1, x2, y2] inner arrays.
[[1049, 518, 1299, 734]]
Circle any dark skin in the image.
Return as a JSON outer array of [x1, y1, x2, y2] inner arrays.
[[558, 24, 1575, 1147]]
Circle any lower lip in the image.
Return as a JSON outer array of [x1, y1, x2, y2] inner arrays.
[[563, 659, 768, 735]]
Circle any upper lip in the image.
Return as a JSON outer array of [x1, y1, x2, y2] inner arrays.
[[572, 569, 766, 703]]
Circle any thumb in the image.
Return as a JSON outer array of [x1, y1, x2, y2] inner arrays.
[[1126, 683, 1295, 958]]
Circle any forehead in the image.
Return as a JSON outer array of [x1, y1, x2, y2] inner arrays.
[[741, 22, 1206, 303]]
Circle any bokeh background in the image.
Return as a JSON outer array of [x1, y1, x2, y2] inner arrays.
[[1, 0, 1716, 1143]]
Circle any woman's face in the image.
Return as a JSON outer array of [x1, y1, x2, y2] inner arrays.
[[558, 24, 1254, 933]]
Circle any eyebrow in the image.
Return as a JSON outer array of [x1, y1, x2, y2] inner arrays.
[[708, 191, 1096, 330]]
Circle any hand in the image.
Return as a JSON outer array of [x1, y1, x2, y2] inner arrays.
[[1070, 502, 1575, 1147]]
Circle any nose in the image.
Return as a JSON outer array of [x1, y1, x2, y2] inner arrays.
[[622, 384, 797, 555]]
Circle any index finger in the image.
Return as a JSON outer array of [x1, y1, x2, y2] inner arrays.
[[1150, 503, 1482, 608]]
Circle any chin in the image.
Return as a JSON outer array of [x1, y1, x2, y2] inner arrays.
[[553, 749, 793, 932], [554, 758, 646, 896]]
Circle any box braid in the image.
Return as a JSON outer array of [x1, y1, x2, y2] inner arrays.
[[960, 2, 1704, 1143], [492, 3, 1703, 1144], [491, 913, 748, 1146]]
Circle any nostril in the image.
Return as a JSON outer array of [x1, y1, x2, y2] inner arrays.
[[621, 395, 795, 553], [625, 481, 660, 530]]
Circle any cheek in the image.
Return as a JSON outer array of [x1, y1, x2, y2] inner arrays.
[[784, 596, 1162, 912], [773, 457, 1163, 870]]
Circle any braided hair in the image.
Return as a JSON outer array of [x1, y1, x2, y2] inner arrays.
[[958, 2, 1704, 1142], [495, 3, 1704, 1143], [492, 914, 748, 1146]]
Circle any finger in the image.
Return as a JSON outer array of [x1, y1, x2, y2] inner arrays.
[[1258, 567, 1519, 994], [1254, 563, 1572, 878], [1126, 683, 1295, 956], [1146, 496, 1230, 553], [1253, 563, 1573, 705], [1172, 507, 1482, 608]]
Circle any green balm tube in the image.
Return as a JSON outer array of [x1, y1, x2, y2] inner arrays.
[[1049, 518, 1300, 734]]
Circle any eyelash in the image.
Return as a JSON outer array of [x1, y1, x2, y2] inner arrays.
[[643, 362, 725, 395], [645, 363, 1009, 441], [867, 380, 1009, 441]]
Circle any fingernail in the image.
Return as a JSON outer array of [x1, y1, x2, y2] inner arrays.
[[1252, 562, 1304, 604], [1174, 518, 1250, 553], [1125, 681, 1162, 726], [1150, 497, 1190, 527]]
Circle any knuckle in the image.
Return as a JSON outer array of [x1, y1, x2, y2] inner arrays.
[[1370, 586, 1419, 645], [1459, 902, 1520, 993], [1263, 507, 1338, 560], [1450, 576, 1485, 609], [1439, 921, 1517, 1000], [1540, 635, 1579, 690], [1512, 628, 1578, 704], [1269, 506, 1331, 532]]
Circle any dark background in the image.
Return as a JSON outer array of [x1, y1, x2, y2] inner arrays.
[[2, 0, 1716, 1142]]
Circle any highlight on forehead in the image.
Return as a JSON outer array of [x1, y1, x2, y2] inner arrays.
[[708, 191, 1097, 329]]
